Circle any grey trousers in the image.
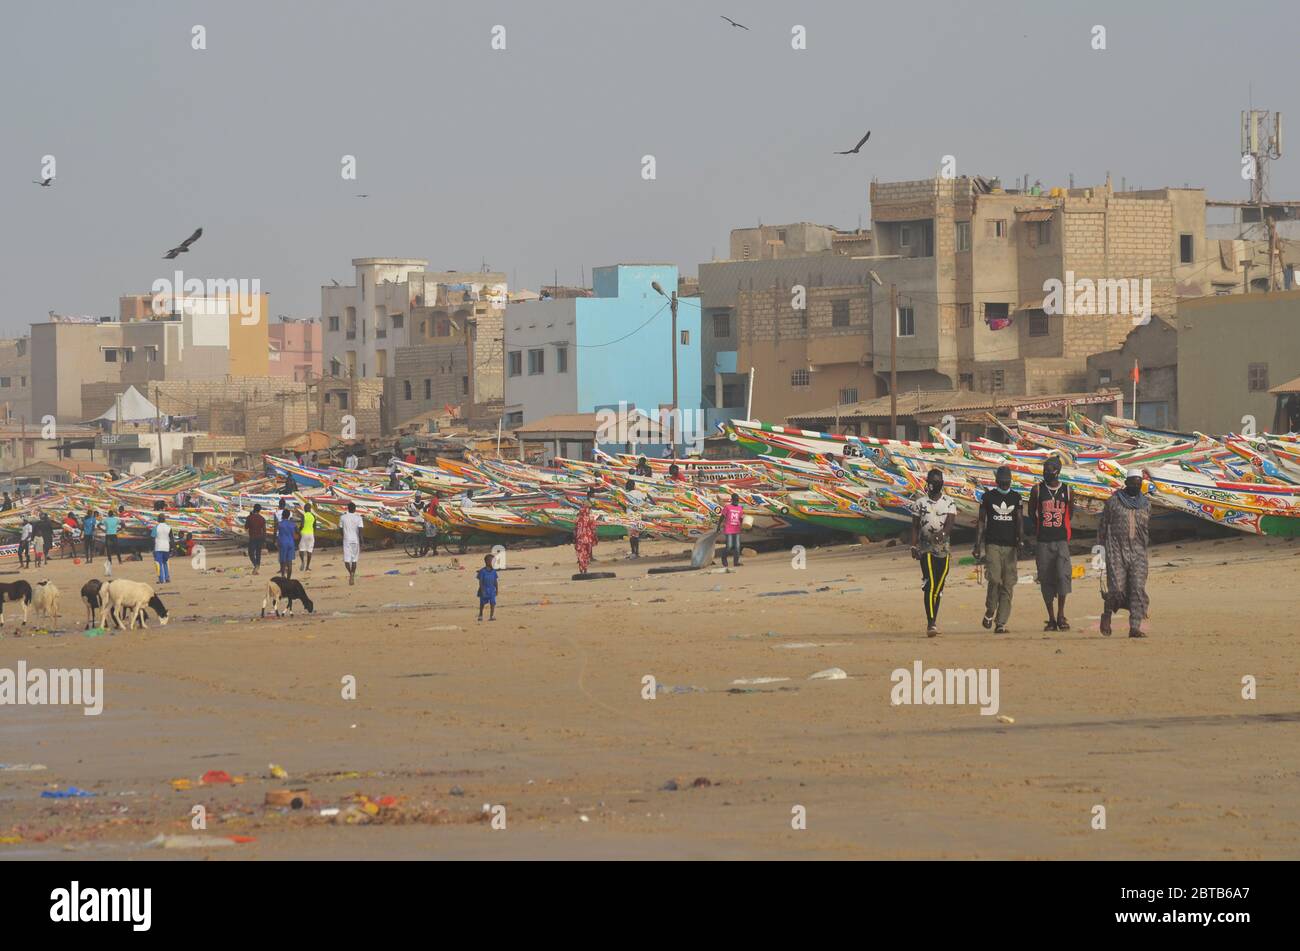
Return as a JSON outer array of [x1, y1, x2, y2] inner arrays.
[[983, 543, 1018, 626]]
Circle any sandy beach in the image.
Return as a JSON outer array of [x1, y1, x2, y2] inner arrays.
[[1, 532, 1297, 860]]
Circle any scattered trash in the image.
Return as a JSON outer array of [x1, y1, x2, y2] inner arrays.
[[656, 684, 705, 694], [661, 779, 679, 791], [269, 763, 289, 780], [759, 590, 808, 598], [995, 715, 1015, 724], [692, 777, 712, 788], [427, 624, 462, 631], [146, 834, 250, 850], [265, 789, 311, 809], [808, 667, 848, 681], [579, 814, 590, 822], [319, 807, 340, 817], [169, 778, 192, 791], [731, 677, 790, 685], [0, 836, 22, 844], [84, 628, 105, 638], [41, 787, 96, 799], [384, 569, 401, 575], [450, 785, 465, 797], [201, 770, 235, 785], [773, 642, 849, 650], [0, 763, 47, 772]]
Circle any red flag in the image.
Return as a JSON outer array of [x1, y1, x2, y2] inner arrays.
[[1130, 363, 1140, 383]]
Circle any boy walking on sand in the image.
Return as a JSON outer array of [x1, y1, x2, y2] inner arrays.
[[718, 493, 745, 568], [476, 553, 498, 621]]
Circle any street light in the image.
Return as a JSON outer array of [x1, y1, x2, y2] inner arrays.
[[651, 281, 679, 456], [869, 271, 898, 438]]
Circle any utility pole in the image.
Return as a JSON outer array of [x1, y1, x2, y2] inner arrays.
[[889, 283, 898, 438], [154, 386, 164, 468], [670, 290, 678, 454]]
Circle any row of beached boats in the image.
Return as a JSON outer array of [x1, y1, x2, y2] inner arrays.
[[2, 413, 1296, 555]]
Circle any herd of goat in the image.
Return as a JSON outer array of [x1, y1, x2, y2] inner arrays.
[[0, 575, 315, 633]]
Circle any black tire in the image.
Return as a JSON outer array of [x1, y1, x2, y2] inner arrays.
[[403, 537, 425, 558]]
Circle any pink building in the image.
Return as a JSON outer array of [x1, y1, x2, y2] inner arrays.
[[268, 318, 322, 381]]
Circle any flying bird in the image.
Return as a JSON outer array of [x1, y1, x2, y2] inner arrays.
[[835, 130, 871, 155], [355, 194, 369, 198], [720, 15, 749, 30], [163, 227, 203, 260], [32, 176, 54, 187]]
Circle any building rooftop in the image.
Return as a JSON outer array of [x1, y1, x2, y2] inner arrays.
[[787, 388, 1124, 423]]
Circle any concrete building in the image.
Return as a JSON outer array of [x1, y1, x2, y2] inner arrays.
[[503, 264, 702, 437], [268, 317, 322, 381], [321, 260, 506, 408], [33, 293, 271, 422], [1176, 290, 1300, 435], [1086, 317, 1179, 429], [386, 342, 472, 430], [0, 336, 32, 425]]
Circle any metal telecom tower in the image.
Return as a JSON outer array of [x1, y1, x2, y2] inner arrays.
[[1241, 109, 1282, 209]]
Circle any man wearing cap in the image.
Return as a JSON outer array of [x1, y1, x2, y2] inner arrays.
[[973, 465, 1023, 633], [1028, 455, 1074, 631], [1097, 469, 1152, 638]]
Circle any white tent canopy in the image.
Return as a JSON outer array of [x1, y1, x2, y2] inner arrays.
[[92, 385, 160, 423]]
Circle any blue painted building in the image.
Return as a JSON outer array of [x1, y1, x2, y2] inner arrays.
[[504, 265, 701, 446]]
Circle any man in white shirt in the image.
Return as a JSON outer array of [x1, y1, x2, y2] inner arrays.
[[345, 453, 359, 470], [18, 518, 32, 569], [153, 513, 173, 585], [339, 501, 364, 586]]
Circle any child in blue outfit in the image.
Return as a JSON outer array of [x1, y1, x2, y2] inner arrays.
[[476, 553, 498, 621]]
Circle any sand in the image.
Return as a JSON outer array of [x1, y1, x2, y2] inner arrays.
[[1, 531, 1297, 860]]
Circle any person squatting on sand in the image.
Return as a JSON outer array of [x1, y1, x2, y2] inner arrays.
[[1029, 455, 1074, 631], [340, 501, 364, 586], [718, 493, 745, 568], [911, 468, 957, 637], [573, 489, 598, 574], [1098, 469, 1152, 638], [973, 465, 1023, 634], [476, 553, 498, 621]]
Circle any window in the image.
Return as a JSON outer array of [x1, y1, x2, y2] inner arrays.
[[959, 373, 974, 389], [391, 314, 403, 328], [361, 274, 366, 301], [403, 380, 412, 400], [1036, 220, 1052, 246], [527, 348, 545, 375], [790, 369, 810, 388], [838, 386, 859, 405], [1179, 234, 1194, 264], [832, 299, 850, 327], [958, 303, 972, 328], [899, 225, 912, 248], [436, 319, 450, 337], [955, 221, 971, 252], [713, 313, 731, 337], [0, 377, 9, 388], [20, 376, 26, 387], [742, 244, 751, 260], [104, 349, 117, 362], [1098, 370, 1112, 385], [508, 351, 523, 377], [328, 315, 340, 331], [1028, 310, 1049, 336], [145, 346, 158, 362], [556, 346, 569, 373], [505, 411, 523, 428], [122, 348, 133, 363], [424, 379, 431, 399], [984, 302, 1010, 328], [680, 330, 690, 345], [897, 306, 915, 337], [987, 219, 1007, 239], [776, 229, 787, 243], [462, 375, 469, 395], [337, 391, 349, 410], [1248, 363, 1269, 391], [330, 358, 342, 376], [991, 369, 1005, 392]]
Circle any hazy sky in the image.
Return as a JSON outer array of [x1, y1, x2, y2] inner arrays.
[[3, 0, 1297, 332]]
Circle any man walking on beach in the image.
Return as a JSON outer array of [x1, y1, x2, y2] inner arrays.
[[911, 468, 957, 637], [623, 478, 647, 558], [1028, 455, 1074, 631], [152, 513, 172, 585], [1098, 469, 1152, 638], [718, 493, 746, 568], [245, 504, 266, 575], [973, 465, 1023, 634], [298, 502, 316, 572], [340, 501, 364, 586], [103, 508, 122, 564]]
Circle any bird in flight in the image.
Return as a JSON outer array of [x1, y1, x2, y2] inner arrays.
[[720, 15, 749, 30], [835, 130, 871, 154], [356, 194, 369, 198], [163, 227, 203, 259], [32, 176, 54, 187]]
